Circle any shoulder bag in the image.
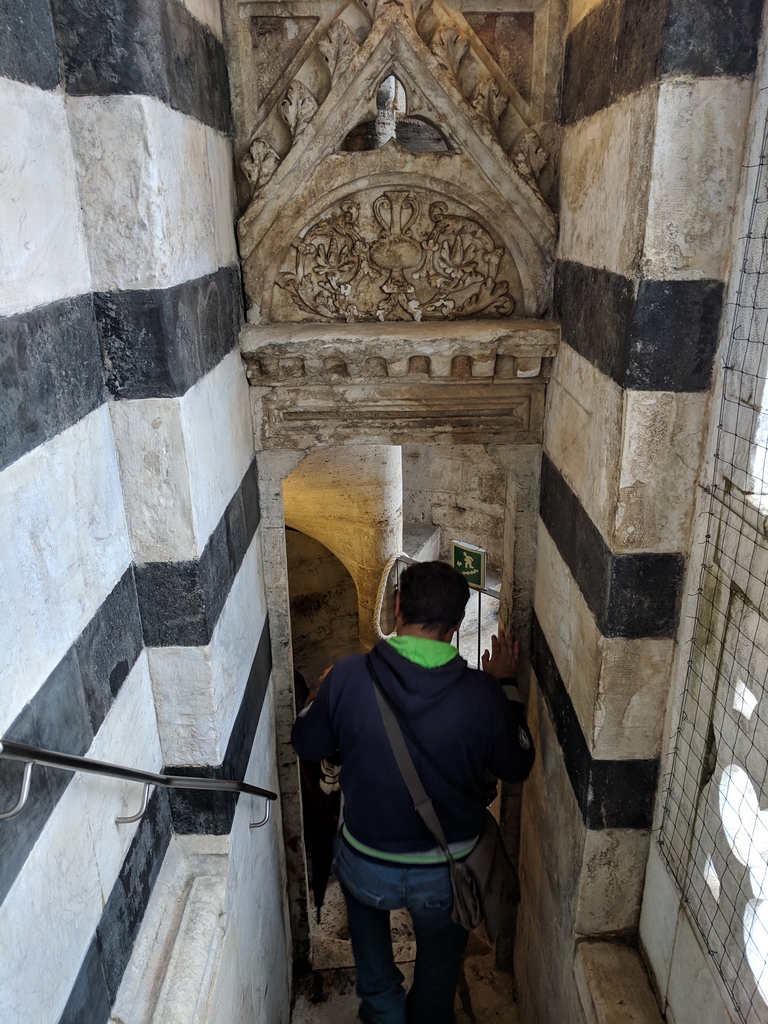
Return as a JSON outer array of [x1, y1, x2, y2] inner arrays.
[[366, 655, 518, 941]]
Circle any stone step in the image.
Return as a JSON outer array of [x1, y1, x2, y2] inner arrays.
[[575, 941, 664, 1024], [110, 836, 228, 1024], [402, 522, 440, 562]]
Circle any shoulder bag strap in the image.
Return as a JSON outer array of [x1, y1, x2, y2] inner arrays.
[[366, 655, 452, 857], [368, 648, 487, 805]]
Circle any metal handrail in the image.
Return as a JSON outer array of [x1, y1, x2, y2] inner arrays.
[[0, 740, 277, 829]]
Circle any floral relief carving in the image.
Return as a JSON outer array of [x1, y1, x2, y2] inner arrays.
[[241, 138, 281, 195], [430, 24, 469, 82], [318, 20, 359, 83], [275, 189, 516, 323], [280, 80, 318, 143]]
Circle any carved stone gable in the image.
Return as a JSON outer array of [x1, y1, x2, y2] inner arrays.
[[233, 0, 558, 324]]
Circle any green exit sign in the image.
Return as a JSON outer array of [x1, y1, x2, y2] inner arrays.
[[452, 541, 486, 589]]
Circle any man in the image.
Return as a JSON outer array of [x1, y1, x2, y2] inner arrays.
[[291, 560, 535, 1024]]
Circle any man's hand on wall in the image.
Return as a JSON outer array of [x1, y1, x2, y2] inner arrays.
[[481, 628, 520, 681]]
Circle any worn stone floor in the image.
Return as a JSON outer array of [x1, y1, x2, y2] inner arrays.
[[297, 911, 519, 1024], [292, 950, 520, 1023]]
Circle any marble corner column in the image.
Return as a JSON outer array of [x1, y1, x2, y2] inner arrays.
[[515, 1, 763, 1022]]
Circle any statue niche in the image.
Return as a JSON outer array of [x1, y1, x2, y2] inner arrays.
[[273, 187, 521, 323]]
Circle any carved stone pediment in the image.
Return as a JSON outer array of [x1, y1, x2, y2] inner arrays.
[[235, 0, 558, 323]]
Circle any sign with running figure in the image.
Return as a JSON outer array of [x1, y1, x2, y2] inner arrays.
[[451, 541, 486, 590]]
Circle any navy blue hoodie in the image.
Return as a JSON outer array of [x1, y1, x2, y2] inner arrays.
[[291, 640, 535, 855]]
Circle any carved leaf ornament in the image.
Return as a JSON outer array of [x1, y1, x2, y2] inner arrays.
[[276, 190, 515, 322], [280, 80, 318, 141], [430, 24, 469, 81], [318, 20, 360, 83], [240, 138, 281, 194], [471, 76, 508, 136]]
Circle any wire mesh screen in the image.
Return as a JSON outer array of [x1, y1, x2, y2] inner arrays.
[[658, 107, 768, 1023]]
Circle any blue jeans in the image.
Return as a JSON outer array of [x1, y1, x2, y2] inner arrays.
[[333, 835, 469, 1024]]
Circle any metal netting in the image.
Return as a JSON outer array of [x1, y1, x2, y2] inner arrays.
[[658, 97, 768, 1024]]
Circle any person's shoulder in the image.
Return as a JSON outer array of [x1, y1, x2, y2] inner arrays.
[[453, 664, 498, 694], [325, 651, 369, 688]]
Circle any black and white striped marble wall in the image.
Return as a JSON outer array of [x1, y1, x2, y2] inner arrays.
[[515, 3, 765, 1023], [0, 1, 288, 1021]]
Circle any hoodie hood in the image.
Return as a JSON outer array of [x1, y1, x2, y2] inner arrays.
[[370, 640, 469, 719]]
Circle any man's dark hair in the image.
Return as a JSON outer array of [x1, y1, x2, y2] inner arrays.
[[398, 560, 469, 634]]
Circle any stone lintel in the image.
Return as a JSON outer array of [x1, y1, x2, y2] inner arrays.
[[257, 379, 545, 447], [240, 319, 559, 386], [238, 1, 548, 10], [241, 318, 559, 355]]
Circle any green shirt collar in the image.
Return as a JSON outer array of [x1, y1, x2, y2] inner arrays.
[[386, 634, 458, 668]]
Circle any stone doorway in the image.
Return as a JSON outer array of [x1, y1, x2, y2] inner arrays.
[[256, 434, 542, 983]]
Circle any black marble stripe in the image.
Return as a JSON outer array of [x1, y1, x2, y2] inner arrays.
[[49, 0, 231, 134], [0, 294, 104, 472], [58, 787, 172, 1023], [95, 264, 243, 401], [554, 260, 723, 393], [134, 458, 261, 647], [562, 0, 763, 125], [662, 0, 764, 79], [562, 0, 665, 126], [58, 618, 272, 1023], [0, 569, 143, 905], [0, 0, 60, 89], [166, 616, 273, 834], [58, 932, 112, 1024], [531, 613, 658, 830], [540, 453, 684, 639], [1, 266, 243, 470]]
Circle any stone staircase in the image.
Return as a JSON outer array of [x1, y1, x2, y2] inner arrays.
[[402, 522, 441, 563], [110, 837, 228, 1024]]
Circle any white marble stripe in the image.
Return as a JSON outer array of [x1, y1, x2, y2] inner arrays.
[[0, 79, 91, 318], [0, 652, 162, 1024], [110, 349, 254, 563], [557, 77, 750, 284], [0, 404, 132, 735], [182, 350, 254, 556], [206, 684, 292, 1024], [181, 0, 223, 39], [534, 518, 673, 763], [557, 86, 657, 281], [148, 529, 268, 765], [642, 77, 752, 283], [544, 340, 708, 555], [66, 93, 237, 295]]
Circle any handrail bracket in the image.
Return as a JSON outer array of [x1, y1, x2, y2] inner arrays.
[[0, 758, 35, 821]]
